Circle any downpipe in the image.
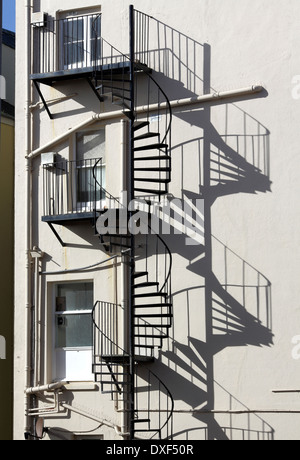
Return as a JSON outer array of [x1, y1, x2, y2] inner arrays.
[[24, 0, 33, 439]]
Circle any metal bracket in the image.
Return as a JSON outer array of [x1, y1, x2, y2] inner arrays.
[[86, 77, 105, 103], [47, 222, 66, 247], [33, 80, 54, 120]]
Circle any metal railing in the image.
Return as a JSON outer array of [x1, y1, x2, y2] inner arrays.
[[135, 368, 174, 440], [31, 13, 102, 75], [42, 157, 103, 218]]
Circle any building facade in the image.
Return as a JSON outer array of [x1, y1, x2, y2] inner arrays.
[[0, 28, 15, 441], [14, 0, 300, 440]]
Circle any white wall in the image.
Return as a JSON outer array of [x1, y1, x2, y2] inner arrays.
[[14, 0, 300, 440]]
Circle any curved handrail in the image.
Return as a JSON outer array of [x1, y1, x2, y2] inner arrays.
[[92, 301, 129, 357], [145, 369, 174, 440]]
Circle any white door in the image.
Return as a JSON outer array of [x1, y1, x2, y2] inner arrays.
[[75, 129, 106, 213], [54, 282, 94, 382], [61, 15, 101, 70]]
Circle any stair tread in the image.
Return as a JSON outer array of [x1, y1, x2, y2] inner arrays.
[[133, 292, 168, 298], [134, 132, 159, 141], [132, 419, 151, 424], [133, 121, 150, 132], [134, 313, 173, 318], [134, 167, 171, 172], [134, 429, 161, 433], [133, 282, 159, 289], [134, 188, 168, 195], [102, 85, 131, 93], [135, 324, 172, 328], [134, 178, 170, 183], [134, 155, 171, 161], [112, 92, 132, 101], [134, 304, 172, 309], [123, 110, 135, 120], [134, 143, 168, 152]]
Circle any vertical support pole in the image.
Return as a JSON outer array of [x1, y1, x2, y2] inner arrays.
[[0, 0, 2, 139], [128, 4, 135, 441]]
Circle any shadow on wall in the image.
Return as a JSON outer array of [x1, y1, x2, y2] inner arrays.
[[132, 12, 274, 441]]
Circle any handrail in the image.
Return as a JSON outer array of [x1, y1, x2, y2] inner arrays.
[[92, 301, 128, 357], [149, 369, 174, 440]]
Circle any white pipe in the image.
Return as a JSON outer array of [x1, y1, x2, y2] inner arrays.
[[26, 382, 65, 395], [27, 111, 121, 160], [32, 248, 44, 388], [27, 85, 264, 160], [119, 119, 128, 438], [24, 0, 33, 437], [28, 392, 60, 417]]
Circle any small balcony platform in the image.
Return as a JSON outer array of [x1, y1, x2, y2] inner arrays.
[[30, 61, 135, 86]]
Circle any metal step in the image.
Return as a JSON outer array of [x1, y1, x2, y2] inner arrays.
[[133, 292, 168, 299], [133, 281, 159, 289], [134, 313, 173, 318], [134, 302, 172, 309], [113, 98, 131, 111], [123, 110, 135, 120], [134, 167, 171, 172], [134, 132, 159, 141], [132, 419, 151, 424], [112, 92, 132, 102], [134, 323, 172, 329], [102, 85, 131, 93], [134, 429, 161, 434], [135, 334, 165, 338], [134, 155, 171, 162], [133, 121, 150, 132], [134, 177, 170, 183], [134, 188, 168, 195], [134, 143, 168, 152]]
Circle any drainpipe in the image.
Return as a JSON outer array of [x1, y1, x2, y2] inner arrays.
[[120, 118, 129, 438], [24, 0, 33, 438], [30, 248, 44, 387]]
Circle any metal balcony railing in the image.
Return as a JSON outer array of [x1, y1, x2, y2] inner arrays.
[[31, 13, 102, 75], [42, 157, 104, 220]]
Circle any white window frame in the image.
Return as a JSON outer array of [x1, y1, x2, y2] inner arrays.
[[52, 281, 94, 382], [59, 14, 101, 70], [71, 128, 106, 213]]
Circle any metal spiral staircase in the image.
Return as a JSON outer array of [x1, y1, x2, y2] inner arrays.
[[91, 8, 174, 440], [32, 6, 174, 440]]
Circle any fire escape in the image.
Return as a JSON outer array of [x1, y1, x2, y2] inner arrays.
[[32, 7, 174, 440]]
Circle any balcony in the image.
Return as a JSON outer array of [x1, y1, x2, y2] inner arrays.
[[42, 157, 104, 225], [31, 13, 132, 84]]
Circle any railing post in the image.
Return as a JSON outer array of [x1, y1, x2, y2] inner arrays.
[[129, 4, 136, 441]]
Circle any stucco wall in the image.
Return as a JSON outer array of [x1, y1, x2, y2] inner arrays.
[[14, 0, 300, 440]]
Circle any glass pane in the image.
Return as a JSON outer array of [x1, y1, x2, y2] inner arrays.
[[63, 18, 84, 66], [90, 16, 102, 62], [77, 130, 106, 162], [77, 165, 105, 204], [56, 283, 93, 312], [56, 313, 92, 348]]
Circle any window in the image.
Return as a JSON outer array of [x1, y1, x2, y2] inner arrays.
[[54, 282, 94, 382], [76, 129, 106, 212], [61, 14, 101, 70]]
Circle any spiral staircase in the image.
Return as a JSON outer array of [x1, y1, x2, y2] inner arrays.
[[32, 6, 174, 440], [91, 9, 174, 440]]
